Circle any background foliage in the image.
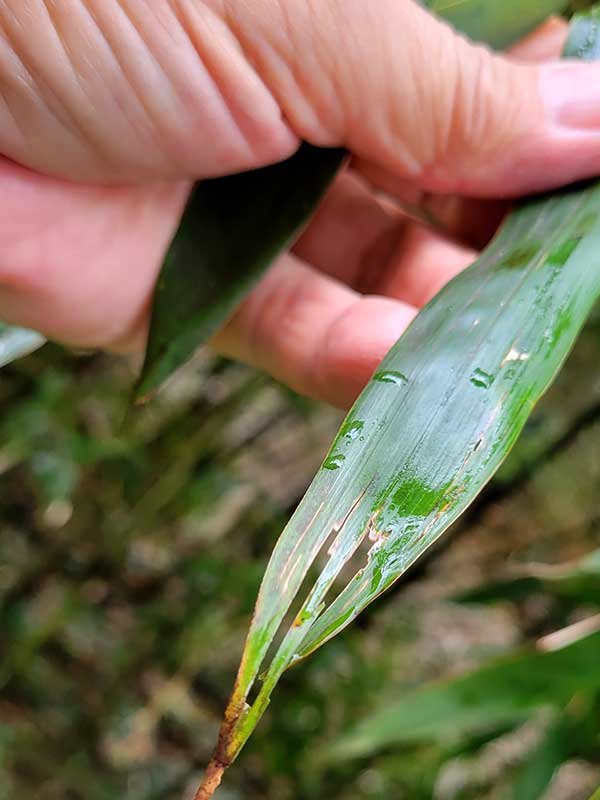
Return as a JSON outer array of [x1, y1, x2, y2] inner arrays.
[[1, 301, 599, 799]]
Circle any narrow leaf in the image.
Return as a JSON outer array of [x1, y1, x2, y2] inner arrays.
[[136, 144, 345, 400], [0, 322, 45, 368], [328, 629, 600, 762], [195, 12, 600, 796]]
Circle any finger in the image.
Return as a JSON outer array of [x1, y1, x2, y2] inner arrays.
[[0, 0, 298, 182], [1, 2, 599, 196], [508, 16, 568, 62], [0, 158, 187, 349], [212, 254, 416, 409], [352, 16, 570, 248], [294, 170, 476, 304], [293, 171, 404, 290], [378, 224, 476, 307], [232, 0, 600, 197]]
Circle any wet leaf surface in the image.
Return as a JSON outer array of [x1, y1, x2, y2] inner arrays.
[[196, 11, 600, 794]]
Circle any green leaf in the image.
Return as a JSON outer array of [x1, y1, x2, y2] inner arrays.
[[135, 144, 345, 400], [455, 549, 600, 607], [423, 0, 569, 49], [512, 715, 572, 800], [218, 165, 600, 772], [0, 322, 45, 368], [328, 629, 600, 762], [193, 12, 600, 795], [589, 788, 600, 800]]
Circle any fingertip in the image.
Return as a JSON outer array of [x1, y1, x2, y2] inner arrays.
[[479, 60, 600, 197], [212, 255, 417, 409], [313, 296, 416, 408]]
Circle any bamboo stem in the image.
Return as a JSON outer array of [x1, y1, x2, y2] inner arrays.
[[193, 759, 225, 800]]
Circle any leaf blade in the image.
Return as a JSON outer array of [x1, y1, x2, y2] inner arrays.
[[329, 629, 600, 761], [512, 715, 572, 800], [455, 548, 600, 607], [244, 181, 600, 690], [136, 144, 345, 399]]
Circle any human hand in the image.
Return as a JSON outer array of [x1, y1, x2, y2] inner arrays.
[[0, 3, 597, 407]]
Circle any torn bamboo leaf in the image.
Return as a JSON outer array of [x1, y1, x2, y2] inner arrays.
[[195, 9, 600, 796], [212, 178, 600, 779]]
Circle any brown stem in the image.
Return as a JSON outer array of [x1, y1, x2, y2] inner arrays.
[[193, 759, 226, 800]]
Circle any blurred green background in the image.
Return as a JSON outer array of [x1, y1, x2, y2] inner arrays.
[[1, 301, 599, 800]]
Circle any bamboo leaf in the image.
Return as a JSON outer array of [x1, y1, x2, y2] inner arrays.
[[194, 11, 600, 796], [216, 162, 600, 778], [0, 322, 45, 368], [423, 0, 569, 49], [328, 629, 600, 762], [135, 144, 345, 400]]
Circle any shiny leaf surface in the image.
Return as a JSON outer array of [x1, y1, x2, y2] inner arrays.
[[195, 8, 600, 798]]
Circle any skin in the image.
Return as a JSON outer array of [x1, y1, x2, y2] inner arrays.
[[0, 4, 595, 407]]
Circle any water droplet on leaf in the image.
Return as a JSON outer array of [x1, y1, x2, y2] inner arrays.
[[373, 370, 408, 386], [470, 368, 495, 389]]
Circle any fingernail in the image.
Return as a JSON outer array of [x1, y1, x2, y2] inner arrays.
[[540, 62, 600, 132]]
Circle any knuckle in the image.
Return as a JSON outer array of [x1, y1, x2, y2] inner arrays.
[[420, 34, 537, 190]]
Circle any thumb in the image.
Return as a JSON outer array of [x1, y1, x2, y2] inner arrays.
[[238, 0, 600, 197]]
